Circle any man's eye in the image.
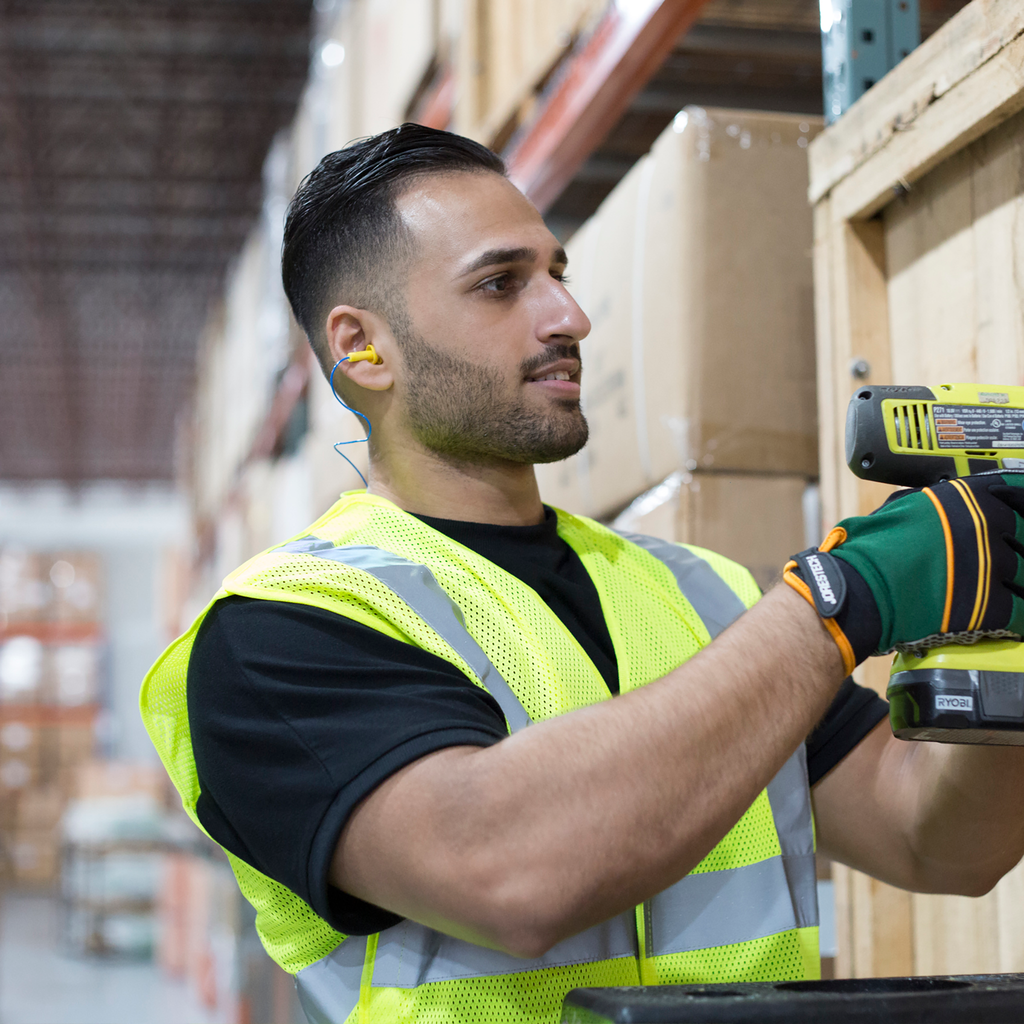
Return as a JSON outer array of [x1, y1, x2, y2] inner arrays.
[[552, 270, 570, 284], [480, 273, 516, 294]]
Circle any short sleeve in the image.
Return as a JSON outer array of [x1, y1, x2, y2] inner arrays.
[[806, 677, 889, 785], [187, 596, 508, 934]]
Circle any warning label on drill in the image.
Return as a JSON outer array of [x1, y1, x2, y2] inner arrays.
[[931, 404, 1024, 449]]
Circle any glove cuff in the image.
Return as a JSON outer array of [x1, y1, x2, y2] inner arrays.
[[784, 528, 882, 674]]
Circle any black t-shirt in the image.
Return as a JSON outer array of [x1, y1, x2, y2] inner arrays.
[[187, 508, 888, 935]]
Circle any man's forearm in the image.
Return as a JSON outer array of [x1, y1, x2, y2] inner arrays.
[[333, 585, 846, 957]]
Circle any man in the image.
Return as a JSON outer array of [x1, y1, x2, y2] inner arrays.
[[142, 124, 1024, 1024]]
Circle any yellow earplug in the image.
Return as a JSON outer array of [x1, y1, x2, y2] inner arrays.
[[346, 345, 383, 365]]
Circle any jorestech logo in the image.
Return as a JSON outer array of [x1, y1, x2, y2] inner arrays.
[[806, 554, 836, 606]]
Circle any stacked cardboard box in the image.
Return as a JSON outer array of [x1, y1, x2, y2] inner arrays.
[[157, 849, 244, 1020], [0, 546, 104, 887], [613, 471, 812, 594], [535, 108, 822, 584]]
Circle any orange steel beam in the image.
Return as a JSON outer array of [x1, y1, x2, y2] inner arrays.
[[506, 0, 713, 212], [248, 349, 311, 462], [411, 65, 456, 130]]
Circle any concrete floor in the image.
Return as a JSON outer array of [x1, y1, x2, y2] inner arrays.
[[0, 892, 219, 1024]]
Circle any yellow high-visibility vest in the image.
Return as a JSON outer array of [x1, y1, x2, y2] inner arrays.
[[141, 492, 818, 1024]]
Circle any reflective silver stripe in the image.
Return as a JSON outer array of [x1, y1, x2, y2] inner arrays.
[[766, 745, 818, 930], [371, 911, 636, 987], [648, 745, 818, 957], [612, 530, 747, 638], [648, 854, 809, 955], [619, 532, 818, 936], [277, 537, 531, 734], [296, 935, 367, 1024], [766, 745, 814, 858]]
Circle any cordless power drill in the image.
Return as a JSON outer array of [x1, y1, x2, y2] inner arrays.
[[846, 383, 1024, 745]]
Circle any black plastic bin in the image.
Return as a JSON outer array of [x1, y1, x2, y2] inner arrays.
[[560, 975, 1024, 1023]]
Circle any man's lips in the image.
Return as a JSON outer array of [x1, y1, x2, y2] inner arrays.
[[527, 376, 581, 396], [524, 359, 581, 389]]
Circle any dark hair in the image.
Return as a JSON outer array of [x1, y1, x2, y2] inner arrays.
[[282, 123, 505, 372]]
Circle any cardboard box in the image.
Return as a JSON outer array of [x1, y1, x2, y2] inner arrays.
[[0, 753, 38, 793], [16, 784, 65, 830], [157, 852, 191, 978], [0, 720, 41, 793], [537, 108, 822, 519], [48, 552, 103, 624], [0, 635, 45, 704], [0, 719, 39, 759], [40, 723, 96, 775], [42, 643, 100, 707], [614, 471, 811, 593], [74, 760, 166, 802], [8, 826, 60, 886], [0, 548, 51, 624]]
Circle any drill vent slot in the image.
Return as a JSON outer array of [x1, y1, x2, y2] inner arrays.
[[892, 402, 937, 451]]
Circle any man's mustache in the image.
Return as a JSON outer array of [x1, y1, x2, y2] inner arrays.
[[520, 345, 582, 378]]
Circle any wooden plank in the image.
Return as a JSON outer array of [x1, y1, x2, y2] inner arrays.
[[506, 0, 712, 212], [832, 862, 854, 977], [826, 26, 1024, 221], [811, 199, 842, 534], [809, 0, 1024, 205], [825, 216, 892, 523], [971, 109, 1024, 384], [995, 858, 1024, 971], [474, 29, 574, 146], [846, 870, 914, 977], [881, 102, 1024, 387], [913, 889, 1001, 974], [453, 0, 486, 133], [884, 146, 978, 385]]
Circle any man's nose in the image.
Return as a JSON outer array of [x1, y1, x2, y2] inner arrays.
[[539, 282, 591, 345]]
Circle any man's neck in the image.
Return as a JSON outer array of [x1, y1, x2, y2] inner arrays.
[[366, 446, 546, 526]]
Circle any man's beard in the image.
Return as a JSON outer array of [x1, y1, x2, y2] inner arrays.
[[399, 332, 589, 466]]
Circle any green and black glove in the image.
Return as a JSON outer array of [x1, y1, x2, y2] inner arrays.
[[784, 472, 1024, 674]]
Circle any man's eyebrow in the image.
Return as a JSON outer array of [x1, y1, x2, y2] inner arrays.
[[460, 246, 537, 276], [459, 245, 569, 277]]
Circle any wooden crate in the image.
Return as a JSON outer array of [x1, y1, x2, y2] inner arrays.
[[456, 0, 605, 144], [809, 0, 1024, 979]]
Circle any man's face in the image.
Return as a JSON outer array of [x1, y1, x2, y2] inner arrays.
[[390, 171, 591, 466]]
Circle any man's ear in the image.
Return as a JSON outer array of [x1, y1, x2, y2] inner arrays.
[[325, 305, 394, 391]]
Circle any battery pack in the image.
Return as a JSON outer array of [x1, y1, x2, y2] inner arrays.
[[888, 668, 1024, 745]]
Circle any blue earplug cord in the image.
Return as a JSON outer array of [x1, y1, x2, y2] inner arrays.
[[329, 356, 372, 488]]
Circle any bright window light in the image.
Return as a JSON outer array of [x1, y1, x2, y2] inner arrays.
[[820, 0, 840, 33], [320, 41, 345, 67]]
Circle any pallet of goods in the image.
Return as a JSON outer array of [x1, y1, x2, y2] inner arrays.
[[808, 0, 1024, 980], [0, 546, 104, 888]]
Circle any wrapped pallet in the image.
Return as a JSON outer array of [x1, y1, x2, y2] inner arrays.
[[808, 0, 1024, 981]]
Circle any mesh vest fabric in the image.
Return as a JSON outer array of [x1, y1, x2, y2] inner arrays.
[[140, 491, 818, 1023]]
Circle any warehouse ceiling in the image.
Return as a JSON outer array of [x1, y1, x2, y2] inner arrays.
[[0, 0, 973, 483], [0, 0, 312, 482]]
